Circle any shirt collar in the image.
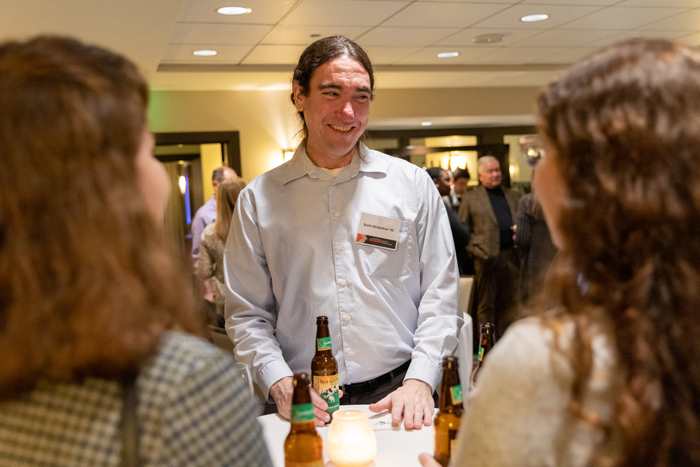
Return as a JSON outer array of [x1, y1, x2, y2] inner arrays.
[[280, 141, 389, 185]]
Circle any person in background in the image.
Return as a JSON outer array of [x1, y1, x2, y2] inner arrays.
[[192, 166, 237, 324], [514, 191, 557, 305], [451, 167, 471, 215], [191, 165, 237, 268], [0, 36, 271, 467], [458, 156, 521, 337], [225, 35, 461, 429], [421, 38, 700, 467], [427, 167, 471, 276], [196, 178, 247, 327]]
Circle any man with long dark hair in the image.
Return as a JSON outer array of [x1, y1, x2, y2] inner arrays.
[[224, 36, 461, 429]]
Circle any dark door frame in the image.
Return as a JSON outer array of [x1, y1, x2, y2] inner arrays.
[[154, 131, 241, 177]]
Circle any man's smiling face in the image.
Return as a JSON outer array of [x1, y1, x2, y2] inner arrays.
[[293, 55, 371, 166]]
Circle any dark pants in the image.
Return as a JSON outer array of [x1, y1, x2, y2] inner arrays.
[[474, 249, 519, 339], [263, 366, 438, 415]]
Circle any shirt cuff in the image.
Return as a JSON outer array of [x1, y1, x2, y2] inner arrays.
[[259, 359, 294, 401], [404, 357, 442, 392]]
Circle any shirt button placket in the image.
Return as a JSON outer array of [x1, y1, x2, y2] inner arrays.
[[330, 189, 349, 375]]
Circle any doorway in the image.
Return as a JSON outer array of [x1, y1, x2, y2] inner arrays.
[[154, 131, 241, 260]]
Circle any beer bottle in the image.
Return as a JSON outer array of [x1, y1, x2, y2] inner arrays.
[[311, 316, 339, 419], [284, 373, 324, 467], [434, 356, 463, 467], [471, 323, 495, 388]]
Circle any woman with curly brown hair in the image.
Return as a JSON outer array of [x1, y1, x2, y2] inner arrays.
[[421, 38, 700, 467], [0, 36, 271, 466]]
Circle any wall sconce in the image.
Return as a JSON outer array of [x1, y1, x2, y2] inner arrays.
[[282, 149, 295, 162], [327, 410, 377, 467], [178, 175, 187, 195]]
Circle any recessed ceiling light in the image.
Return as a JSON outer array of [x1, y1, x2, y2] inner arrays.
[[472, 33, 504, 44], [217, 6, 252, 15], [437, 52, 459, 58], [193, 50, 217, 56], [421, 122, 432, 126], [521, 14, 548, 22]]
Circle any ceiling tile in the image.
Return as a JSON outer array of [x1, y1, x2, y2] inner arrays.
[[162, 44, 253, 63], [519, 0, 618, 4], [562, 7, 687, 30], [512, 29, 619, 47], [471, 47, 569, 65], [617, 0, 700, 6], [241, 44, 309, 64], [262, 25, 370, 45], [357, 27, 461, 47], [436, 28, 541, 47], [395, 46, 494, 65], [675, 31, 700, 45], [361, 46, 424, 64], [279, 0, 409, 26], [170, 23, 273, 45], [638, 8, 700, 30], [381, 2, 511, 28], [473, 4, 603, 29], [177, 0, 297, 24], [412, 0, 513, 2], [415, 0, 520, 5], [584, 29, 687, 47], [535, 47, 597, 64]]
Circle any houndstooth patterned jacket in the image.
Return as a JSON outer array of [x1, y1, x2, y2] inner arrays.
[[0, 332, 272, 467]]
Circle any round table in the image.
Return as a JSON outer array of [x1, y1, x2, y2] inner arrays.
[[258, 405, 436, 467]]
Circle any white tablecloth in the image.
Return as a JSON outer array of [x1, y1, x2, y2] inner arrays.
[[258, 405, 436, 467]]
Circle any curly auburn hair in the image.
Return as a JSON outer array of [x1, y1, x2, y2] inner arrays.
[[537, 38, 700, 466], [0, 36, 203, 399]]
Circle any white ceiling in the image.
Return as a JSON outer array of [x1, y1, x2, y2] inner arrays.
[[1, 0, 699, 127]]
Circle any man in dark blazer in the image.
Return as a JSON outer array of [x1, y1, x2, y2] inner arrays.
[[427, 167, 471, 275], [458, 156, 521, 338]]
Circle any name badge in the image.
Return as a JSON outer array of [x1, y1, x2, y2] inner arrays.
[[356, 212, 401, 250]]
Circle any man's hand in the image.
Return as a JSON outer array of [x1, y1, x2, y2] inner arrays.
[[269, 377, 295, 420], [418, 453, 442, 467], [270, 377, 343, 427], [368, 379, 434, 430]]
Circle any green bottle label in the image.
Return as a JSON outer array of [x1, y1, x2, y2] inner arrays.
[[450, 385, 463, 404], [313, 374, 339, 413], [478, 346, 484, 361], [291, 403, 315, 423], [317, 336, 332, 351]]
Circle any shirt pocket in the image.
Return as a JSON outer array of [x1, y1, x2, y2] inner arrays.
[[359, 220, 410, 278]]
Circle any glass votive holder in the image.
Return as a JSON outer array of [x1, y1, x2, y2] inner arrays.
[[326, 410, 377, 467]]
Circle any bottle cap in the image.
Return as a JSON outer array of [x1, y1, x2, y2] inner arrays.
[[293, 372, 310, 387], [442, 355, 459, 369]]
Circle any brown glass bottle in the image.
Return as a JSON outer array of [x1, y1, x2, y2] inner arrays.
[[284, 373, 324, 467], [434, 356, 464, 467], [311, 316, 339, 418], [471, 323, 495, 388]]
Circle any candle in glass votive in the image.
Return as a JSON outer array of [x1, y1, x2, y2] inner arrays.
[[326, 410, 377, 467]]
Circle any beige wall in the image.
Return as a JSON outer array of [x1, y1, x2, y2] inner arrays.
[[149, 90, 300, 182], [148, 87, 541, 181], [370, 87, 541, 120], [200, 143, 223, 201]]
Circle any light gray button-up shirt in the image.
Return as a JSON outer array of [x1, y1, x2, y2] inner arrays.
[[224, 142, 461, 398]]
